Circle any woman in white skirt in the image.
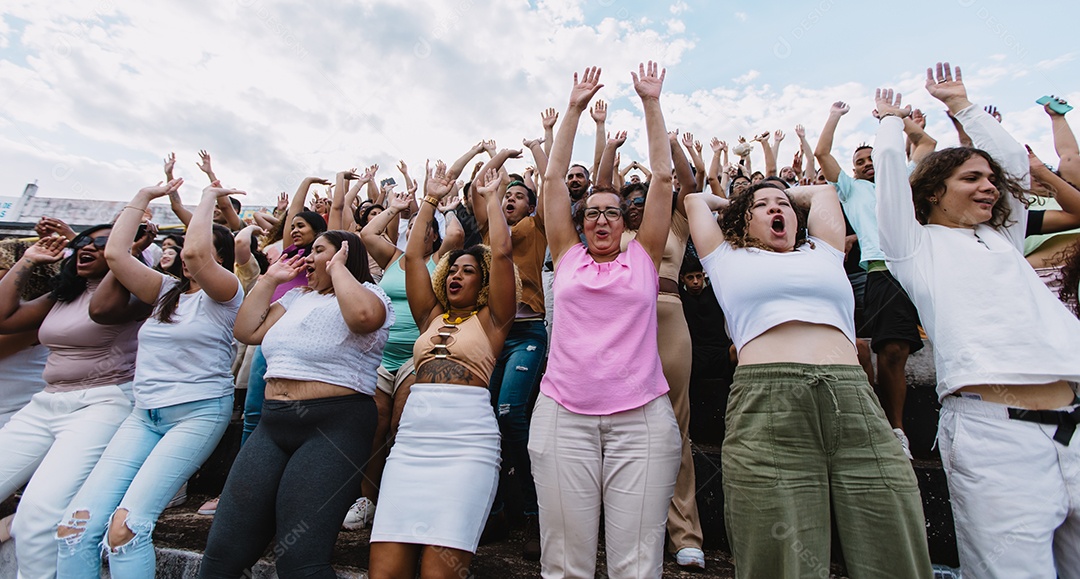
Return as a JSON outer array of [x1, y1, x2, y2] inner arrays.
[[368, 164, 517, 579]]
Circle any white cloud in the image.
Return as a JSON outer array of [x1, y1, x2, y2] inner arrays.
[[733, 69, 760, 84], [666, 19, 685, 34], [670, 1, 689, 15], [734, 11, 747, 22], [1036, 53, 1076, 70]]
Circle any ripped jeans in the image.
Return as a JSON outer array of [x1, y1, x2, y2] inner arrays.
[[56, 395, 232, 579], [487, 319, 547, 516]]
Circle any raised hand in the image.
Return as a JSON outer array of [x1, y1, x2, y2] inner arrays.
[[925, 62, 968, 106], [396, 160, 409, 177], [265, 253, 306, 284], [276, 192, 289, 211], [609, 130, 628, 148], [204, 184, 246, 199], [681, 131, 695, 150], [522, 136, 543, 149], [1026, 144, 1048, 172], [138, 178, 184, 200], [424, 160, 454, 200], [694, 140, 703, 154], [163, 152, 176, 175], [753, 132, 769, 143], [569, 66, 604, 111], [196, 150, 213, 174], [873, 88, 912, 120], [473, 168, 501, 198], [668, 129, 680, 145], [359, 165, 377, 183], [479, 140, 495, 156], [541, 107, 559, 129], [591, 99, 608, 123], [830, 101, 850, 116], [985, 105, 1002, 123], [25, 235, 69, 264], [35, 216, 76, 241], [438, 193, 461, 213], [773, 130, 785, 143], [710, 138, 727, 153], [387, 190, 411, 212], [631, 61, 664, 101], [1044, 96, 1070, 118], [911, 109, 927, 128], [792, 150, 803, 175], [326, 240, 349, 276], [794, 124, 806, 138], [338, 168, 360, 181]]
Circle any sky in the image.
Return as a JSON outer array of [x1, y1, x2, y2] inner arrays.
[[1, 0, 1077, 209]]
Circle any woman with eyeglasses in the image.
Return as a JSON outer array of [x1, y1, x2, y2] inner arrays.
[[529, 63, 681, 578], [55, 180, 244, 578], [367, 163, 516, 579], [0, 223, 151, 578]]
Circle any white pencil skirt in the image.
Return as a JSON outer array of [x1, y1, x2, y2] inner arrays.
[[370, 383, 501, 552]]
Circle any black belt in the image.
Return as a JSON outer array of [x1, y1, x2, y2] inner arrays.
[[1007, 406, 1080, 446]]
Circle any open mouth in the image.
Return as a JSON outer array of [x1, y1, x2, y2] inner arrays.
[[771, 215, 786, 235], [504, 203, 515, 215], [305, 265, 316, 276], [448, 281, 462, 293], [77, 252, 96, 265]]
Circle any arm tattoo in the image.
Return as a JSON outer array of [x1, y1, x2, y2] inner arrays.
[[257, 306, 270, 325]]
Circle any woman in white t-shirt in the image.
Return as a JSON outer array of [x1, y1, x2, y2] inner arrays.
[[56, 181, 244, 577], [200, 227, 392, 578], [876, 65, 1080, 578], [684, 181, 932, 578]]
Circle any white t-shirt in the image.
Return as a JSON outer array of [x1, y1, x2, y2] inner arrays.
[[875, 108, 1080, 399], [0, 344, 49, 427], [262, 285, 394, 395], [700, 237, 856, 354], [132, 273, 245, 409]]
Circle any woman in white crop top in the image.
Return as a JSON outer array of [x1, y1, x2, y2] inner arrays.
[[56, 181, 243, 577], [876, 65, 1080, 578], [685, 181, 932, 578], [200, 228, 392, 579]]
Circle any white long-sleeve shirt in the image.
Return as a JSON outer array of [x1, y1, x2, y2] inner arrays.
[[875, 106, 1080, 400]]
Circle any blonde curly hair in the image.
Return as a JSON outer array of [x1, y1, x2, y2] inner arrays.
[[431, 244, 521, 311]]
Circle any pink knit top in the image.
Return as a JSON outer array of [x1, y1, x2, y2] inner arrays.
[[540, 240, 669, 415]]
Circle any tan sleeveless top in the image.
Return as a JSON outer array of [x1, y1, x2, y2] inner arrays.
[[413, 313, 497, 383]]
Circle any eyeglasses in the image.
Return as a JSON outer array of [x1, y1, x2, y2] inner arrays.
[[72, 236, 109, 250], [628, 197, 646, 207], [583, 208, 623, 222]]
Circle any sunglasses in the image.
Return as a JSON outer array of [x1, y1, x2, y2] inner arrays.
[[628, 197, 646, 207], [72, 236, 109, 250]]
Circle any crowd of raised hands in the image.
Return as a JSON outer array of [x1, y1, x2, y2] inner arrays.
[[0, 59, 1079, 579]]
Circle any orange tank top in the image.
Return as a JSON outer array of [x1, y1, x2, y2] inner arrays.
[[413, 313, 497, 383]]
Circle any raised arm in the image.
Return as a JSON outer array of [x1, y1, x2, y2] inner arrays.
[[543, 67, 604, 265], [707, 139, 727, 197], [184, 185, 244, 302], [448, 143, 486, 182], [590, 100, 607, 179], [406, 162, 451, 329], [682, 133, 707, 193], [786, 184, 846, 252], [286, 176, 330, 236], [755, 132, 777, 177], [769, 130, 785, 177], [633, 62, 674, 269], [329, 168, 359, 230], [232, 255, 301, 344], [814, 101, 850, 183], [105, 181, 183, 305], [596, 131, 626, 192], [903, 110, 937, 165], [478, 169, 517, 332], [0, 237, 64, 333], [360, 191, 410, 269], [325, 242, 387, 334], [795, 125, 816, 182], [670, 130, 697, 214], [684, 192, 730, 257], [1029, 146, 1080, 232], [472, 148, 522, 234], [197, 150, 243, 231], [541, 108, 558, 157], [1045, 98, 1080, 186], [873, 88, 924, 260], [163, 153, 193, 227]]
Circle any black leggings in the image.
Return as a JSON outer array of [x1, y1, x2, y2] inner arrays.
[[200, 394, 376, 579]]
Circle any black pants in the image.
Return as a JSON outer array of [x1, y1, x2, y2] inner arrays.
[[200, 394, 377, 579]]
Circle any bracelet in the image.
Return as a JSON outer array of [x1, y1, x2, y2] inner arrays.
[[123, 205, 145, 212], [423, 195, 439, 207]]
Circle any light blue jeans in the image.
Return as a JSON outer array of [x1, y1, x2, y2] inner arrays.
[[56, 395, 232, 578]]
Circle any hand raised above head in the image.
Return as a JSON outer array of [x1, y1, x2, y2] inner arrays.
[[591, 99, 607, 123], [139, 178, 184, 200], [163, 152, 176, 174], [631, 61, 664, 101], [196, 150, 213, 173], [794, 124, 806, 138], [830, 101, 850, 116], [541, 107, 559, 129], [609, 130, 628, 148], [24, 234, 69, 264], [925, 62, 968, 105], [424, 160, 454, 200], [873, 88, 912, 120], [569, 66, 604, 111]]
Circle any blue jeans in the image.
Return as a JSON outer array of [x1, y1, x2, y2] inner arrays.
[[56, 395, 233, 578], [241, 346, 267, 445], [488, 320, 547, 515]]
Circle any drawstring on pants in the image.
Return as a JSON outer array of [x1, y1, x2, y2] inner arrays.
[[805, 370, 841, 416]]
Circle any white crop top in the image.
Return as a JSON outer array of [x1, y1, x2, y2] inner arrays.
[[699, 237, 856, 353], [261, 285, 394, 395]]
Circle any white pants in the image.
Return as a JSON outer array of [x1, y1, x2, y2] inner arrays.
[[938, 396, 1080, 579], [0, 385, 132, 579], [528, 393, 681, 579]]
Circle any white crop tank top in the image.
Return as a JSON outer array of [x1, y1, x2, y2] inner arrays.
[[699, 236, 856, 353]]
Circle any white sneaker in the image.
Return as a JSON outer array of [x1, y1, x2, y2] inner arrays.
[[893, 428, 913, 460], [675, 547, 706, 570], [165, 481, 188, 509], [342, 497, 374, 530]]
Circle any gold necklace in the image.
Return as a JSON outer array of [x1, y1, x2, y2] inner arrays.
[[442, 310, 478, 325]]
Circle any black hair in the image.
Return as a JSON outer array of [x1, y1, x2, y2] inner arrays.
[[49, 224, 113, 302], [719, 183, 810, 251], [568, 164, 591, 180], [571, 189, 630, 234], [680, 253, 704, 278], [283, 211, 328, 258], [155, 224, 236, 324], [318, 230, 374, 285], [154, 246, 184, 278], [760, 176, 790, 190], [355, 203, 385, 228], [163, 233, 185, 248], [229, 197, 242, 214], [506, 179, 537, 208]]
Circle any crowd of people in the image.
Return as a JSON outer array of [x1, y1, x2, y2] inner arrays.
[[0, 60, 1077, 579]]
